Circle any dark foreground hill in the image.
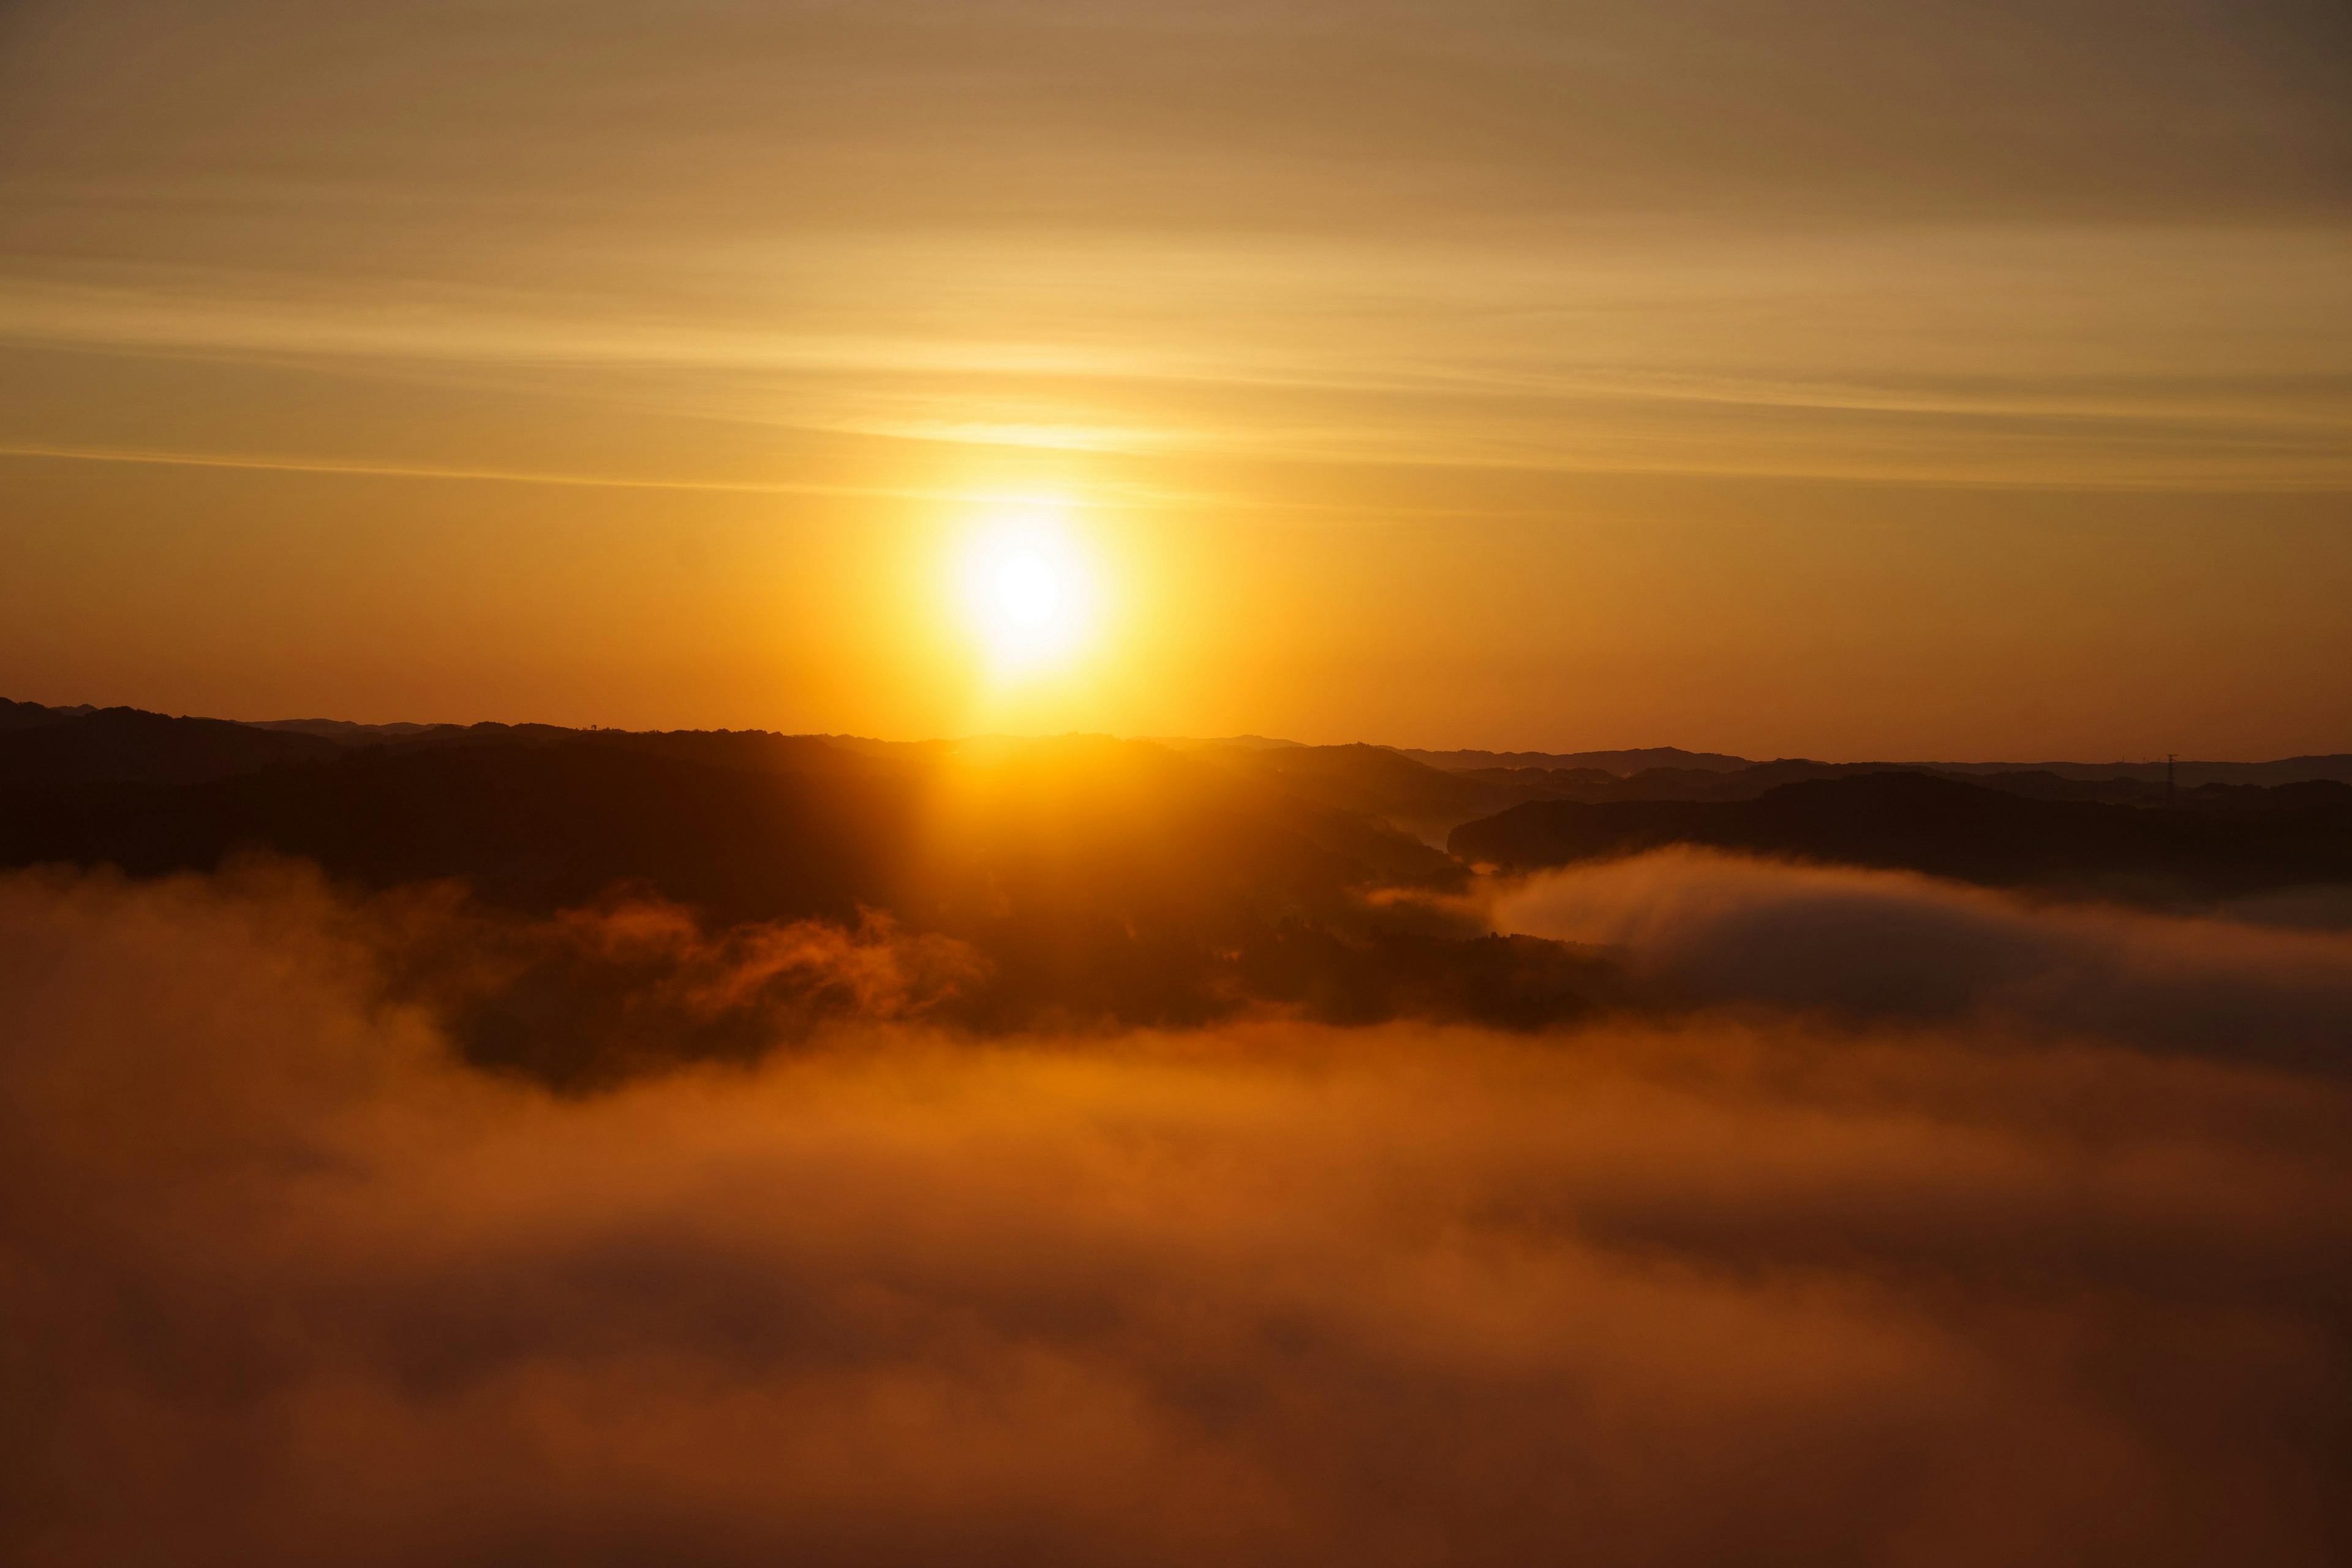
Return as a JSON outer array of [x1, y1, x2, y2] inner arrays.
[[1, 734, 1616, 1076], [1405, 745, 1754, 774], [4, 742, 914, 918], [1186, 741, 1557, 843], [1194, 743, 2352, 837], [1447, 756, 2352, 808], [1411, 741, 2352, 789], [8, 696, 2347, 1077], [0, 696, 95, 732], [1450, 771, 2352, 901], [0, 707, 342, 786]]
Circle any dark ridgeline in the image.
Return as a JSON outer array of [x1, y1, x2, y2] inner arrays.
[[1403, 740, 2352, 791], [1402, 745, 1755, 774], [0, 706, 341, 786], [4, 698, 2347, 1084], [6, 742, 913, 919], [1450, 771, 2352, 901], [1439, 755, 2352, 810], [1169, 734, 2352, 835], [0, 697, 96, 732], [1182, 740, 1552, 844], [0, 706, 1619, 1080]]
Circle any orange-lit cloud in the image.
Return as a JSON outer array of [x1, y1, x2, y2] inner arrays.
[[1495, 848, 2352, 1070], [4, 862, 2347, 1564]]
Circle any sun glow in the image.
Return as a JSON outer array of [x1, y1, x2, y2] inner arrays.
[[959, 510, 1099, 672]]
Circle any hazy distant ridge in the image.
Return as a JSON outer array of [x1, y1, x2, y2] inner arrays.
[[1406, 742, 2352, 789], [1404, 746, 1751, 774], [6, 698, 2350, 1055], [6, 699, 2348, 813]]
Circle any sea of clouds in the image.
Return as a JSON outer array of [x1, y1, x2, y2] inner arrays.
[[4, 854, 2347, 1566]]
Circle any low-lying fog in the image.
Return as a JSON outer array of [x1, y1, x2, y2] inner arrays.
[[5, 855, 2346, 1566]]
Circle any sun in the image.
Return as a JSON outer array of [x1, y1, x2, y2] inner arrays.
[[993, 551, 1060, 631], [959, 513, 1098, 671]]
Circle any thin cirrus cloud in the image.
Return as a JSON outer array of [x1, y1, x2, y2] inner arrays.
[[2, 0, 2346, 750], [1, 0, 2345, 489]]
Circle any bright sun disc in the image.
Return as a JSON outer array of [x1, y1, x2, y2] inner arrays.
[[995, 552, 1060, 628], [960, 515, 1098, 671]]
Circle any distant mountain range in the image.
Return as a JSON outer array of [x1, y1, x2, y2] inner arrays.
[[4, 696, 2333, 907], [11, 697, 2344, 792], [1412, 745, 2352, 791], [0, 706, 344, 787], [3, 696, 2346, 1068], [6, 703, 1603, 1068], [1403, 745, 1755, 774], [0, 696, 94, 732], [1450, 771, 2352, 903]]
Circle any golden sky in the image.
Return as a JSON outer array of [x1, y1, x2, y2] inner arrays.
[[2, 0, 2347, 757]]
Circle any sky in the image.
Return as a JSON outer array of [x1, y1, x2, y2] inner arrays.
[[2, 0, 2348, 758]]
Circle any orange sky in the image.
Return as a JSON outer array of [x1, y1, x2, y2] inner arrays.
[[2, 0, 2346, 758]]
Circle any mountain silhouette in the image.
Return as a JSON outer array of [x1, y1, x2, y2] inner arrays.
[[1404, 745, 1753, 774], [1918, 755, 2352, 787], [1, 729, 1607, 1066], [0, 697, 96, 733], [1412, 744, 2352, 792], [248, 717, 443, 743], [1449, 770, 2352, 900], [1447, 757, 2352, 810], [6, 696, 2346, 1073], [1188, 741, 1555, 842], [0, 707, 341, 787]]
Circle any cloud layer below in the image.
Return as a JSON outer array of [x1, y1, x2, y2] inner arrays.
[[4, 860, 2349, 1564], [1494, 848, 2352, 1071]]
